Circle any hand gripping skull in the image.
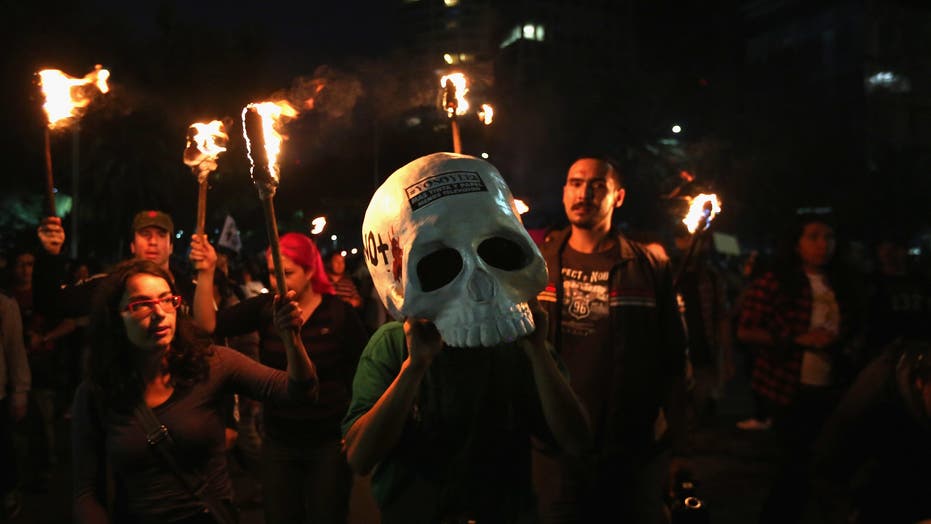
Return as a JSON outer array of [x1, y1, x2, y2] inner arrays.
[[362, 152, 547, 347]]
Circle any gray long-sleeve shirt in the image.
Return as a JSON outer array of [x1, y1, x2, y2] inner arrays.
[[72, 345, 313, 524]]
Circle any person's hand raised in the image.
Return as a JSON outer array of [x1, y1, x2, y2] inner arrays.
[[518, 299, 549, 356], [403, 318, 443, 372], [37, 216, 65, 255], [188, 234, 217, 274], [273, 290, 303, 336]]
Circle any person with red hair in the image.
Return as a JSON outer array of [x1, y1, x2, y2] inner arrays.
[[191, 232, 368, 524]]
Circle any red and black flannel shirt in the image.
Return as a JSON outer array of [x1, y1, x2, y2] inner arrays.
[[738, 271, 812, 406]]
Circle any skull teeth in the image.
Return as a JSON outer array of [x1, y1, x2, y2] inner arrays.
[[437, 301, 535, 348]]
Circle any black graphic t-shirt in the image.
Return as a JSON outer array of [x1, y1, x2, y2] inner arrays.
[[559, 245, 621, 434]]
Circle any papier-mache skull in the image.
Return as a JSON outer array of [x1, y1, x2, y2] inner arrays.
[[362, 152, 547, 347]]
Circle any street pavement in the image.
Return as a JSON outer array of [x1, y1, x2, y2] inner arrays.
[[9, 353, 782, 524]]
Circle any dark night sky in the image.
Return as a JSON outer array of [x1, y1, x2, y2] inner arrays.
[[4, 1, 925, 262]]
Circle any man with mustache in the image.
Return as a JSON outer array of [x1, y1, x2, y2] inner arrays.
[[534, 156, 689, 524]]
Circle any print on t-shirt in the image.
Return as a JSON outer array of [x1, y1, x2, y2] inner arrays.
[[560, 266, 611, 336]]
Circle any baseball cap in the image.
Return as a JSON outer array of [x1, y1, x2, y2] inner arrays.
[[132, 210, 174, 235]]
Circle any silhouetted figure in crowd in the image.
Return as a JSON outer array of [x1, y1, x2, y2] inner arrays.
[[326, 252, 363, 310], [865, 234, 931, 356], [0, 292, 29, 519], [810, 337, 931, 523], [671, 228, 734, 430]]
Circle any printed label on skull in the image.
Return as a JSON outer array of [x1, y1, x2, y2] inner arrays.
[[405, 171, 488, 211]]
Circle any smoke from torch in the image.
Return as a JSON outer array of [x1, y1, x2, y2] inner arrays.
[[184, 120, 228, 235]]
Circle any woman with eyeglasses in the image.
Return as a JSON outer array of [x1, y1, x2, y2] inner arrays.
[[70, 258, 318, 524]]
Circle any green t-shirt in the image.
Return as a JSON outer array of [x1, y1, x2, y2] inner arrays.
[[341, 322, 561, 524]]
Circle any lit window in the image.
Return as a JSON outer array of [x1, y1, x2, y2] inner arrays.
[[523, 24, 535, 39], [535, 25, 545, 41], [444, 0, 458, 5], [866, 71, 911, 93]]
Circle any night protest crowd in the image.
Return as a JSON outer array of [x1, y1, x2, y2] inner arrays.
[[0, 154, 930, 524]]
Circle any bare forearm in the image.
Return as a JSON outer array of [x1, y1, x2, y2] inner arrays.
[[523, 342, 591, 457], [344, 359, 427, 474], [284, 334, 317, 384], [192, 270, 217, 333]]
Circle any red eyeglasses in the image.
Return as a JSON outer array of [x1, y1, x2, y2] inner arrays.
[[124, 295, 182, 316]]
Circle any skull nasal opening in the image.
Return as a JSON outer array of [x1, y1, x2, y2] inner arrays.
[[468, 269, 496, 302]]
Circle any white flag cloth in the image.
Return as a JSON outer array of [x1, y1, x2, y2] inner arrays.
[[218, 214, 242, 254]]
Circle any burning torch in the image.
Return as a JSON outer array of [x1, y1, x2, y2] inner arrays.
[[183, 120, 228, 236], [673, 193, 722, 288], [36, 65, 110, 216], [242, 101, 298, 303], [440, 72, 469, 154]]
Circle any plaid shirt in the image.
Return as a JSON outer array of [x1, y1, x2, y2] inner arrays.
[[738, 271, 812, 406]]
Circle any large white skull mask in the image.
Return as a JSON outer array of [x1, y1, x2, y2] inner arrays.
[[363, 152, 547, 347]]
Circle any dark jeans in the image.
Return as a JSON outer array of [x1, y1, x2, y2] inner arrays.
[[759, 384, 841, 524], [261, 435, 352, 524]]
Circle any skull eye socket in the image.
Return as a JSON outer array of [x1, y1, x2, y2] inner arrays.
[[477, 237, 527, 271], [417, 248, 463, 292]]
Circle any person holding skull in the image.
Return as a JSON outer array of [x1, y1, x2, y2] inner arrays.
[[341, 153, 592, 524]]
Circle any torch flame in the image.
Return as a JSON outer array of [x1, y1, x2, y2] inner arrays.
[[440, 72, 469, 117], [514, 198, 530, 215], [682, 193, 722, 234], [242, 101, 299, 183], [38, 65, 110, 129], [310, 216, 327, 235], [478, 104, 494, 125], [188, 121, 228, 159], [184, 120, 228, 182]]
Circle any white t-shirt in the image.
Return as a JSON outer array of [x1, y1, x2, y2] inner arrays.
[[800, 272, 840, 386]]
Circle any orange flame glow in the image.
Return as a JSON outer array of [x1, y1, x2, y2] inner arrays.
[[242, 101, 299, 183], [682, 193, 722, 234], [184, 120, 228, 181], [440, 72, 469, 117], [189, 121, 228, 159], [38, 65, 110, 129], [514, 198, 530, 215], [478, 104, 494, 125]]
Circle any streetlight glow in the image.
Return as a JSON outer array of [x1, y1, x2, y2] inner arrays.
[[310, 216, 327, 235]]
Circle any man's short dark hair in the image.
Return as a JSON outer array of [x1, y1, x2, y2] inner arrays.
[[573, 154, 624, 188]]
